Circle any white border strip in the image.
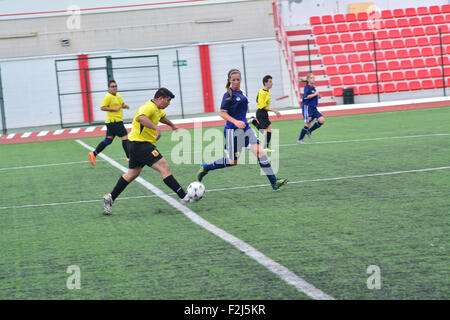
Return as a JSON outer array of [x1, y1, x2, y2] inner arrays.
[[75, 139, 334, 300]]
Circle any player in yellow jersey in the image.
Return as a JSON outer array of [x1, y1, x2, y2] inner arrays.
[[249, 75, 281, 152], [103, 88, 192, 215], [88, 80, 130, 166]]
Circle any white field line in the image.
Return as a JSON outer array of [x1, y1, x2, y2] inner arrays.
[[75, 139, 335, 300], [2, 165, 449, 211], [1, 133, 448, 172]]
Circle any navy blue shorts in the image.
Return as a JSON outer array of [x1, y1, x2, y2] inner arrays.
[[302, 105, 323, 123], [224, 126, 259, 161]]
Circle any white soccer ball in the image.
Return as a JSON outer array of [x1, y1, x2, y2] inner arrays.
[[187, 181, 205, 202]]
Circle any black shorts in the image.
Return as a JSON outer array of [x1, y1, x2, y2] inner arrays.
[[106, 121, 128, 137], [128, 141, 163, 168], [256, 109, 271, 129]]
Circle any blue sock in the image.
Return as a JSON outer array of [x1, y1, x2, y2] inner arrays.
[[203, 157, 231, 171], [299, 126, 309, 140], [309, 121, 322, 133], [258, 155, 277, 185]]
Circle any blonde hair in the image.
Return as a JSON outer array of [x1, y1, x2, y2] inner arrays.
[[225, 69, 241, 100], [299, 73, 314, 84]]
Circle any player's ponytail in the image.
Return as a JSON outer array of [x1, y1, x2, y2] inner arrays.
[[299, 73, 315, 90], [225, 69, 241, 100]]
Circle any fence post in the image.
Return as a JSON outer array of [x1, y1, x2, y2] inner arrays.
[[241, 45, 249, 97], [372, 33, 380, 102], [307, 38, 312, 73], [0, 66, 6, 134], [175, 49, 185, 119], [438, 28, 447, 96]]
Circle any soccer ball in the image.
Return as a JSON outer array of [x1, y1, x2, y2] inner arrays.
[[187, 181, 205, 202]]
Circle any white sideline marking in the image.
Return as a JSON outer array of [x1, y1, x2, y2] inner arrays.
[[37, 131, 49, 137], [53, 129, 64, 135], [21, 132, 32, 138], [74, 139, 335, 300], [2, 165, 449, 211]]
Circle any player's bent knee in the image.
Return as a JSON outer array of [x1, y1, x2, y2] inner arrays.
[[103, 137, 113, 146]]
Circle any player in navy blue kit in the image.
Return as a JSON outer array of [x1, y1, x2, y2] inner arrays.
[[298, 73, 325, 144], [197, 69, 288, 190]]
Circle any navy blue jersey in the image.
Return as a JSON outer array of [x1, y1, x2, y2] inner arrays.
[[302, 84, 318, 107], [220, 89, 249, 129]]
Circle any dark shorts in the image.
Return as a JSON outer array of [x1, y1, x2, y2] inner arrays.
[[106, 121, 128, 137], [128, 141, 163, 168], [302, 105, 323, 123], [256, 108, 271, 129]]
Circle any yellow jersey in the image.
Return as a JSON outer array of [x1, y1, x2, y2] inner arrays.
[[101, 93, 124, 123], [256, 89, 271, 110], [128, 100, 166, 145]]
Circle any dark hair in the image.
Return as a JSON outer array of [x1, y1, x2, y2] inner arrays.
[[154, 87, 175, 100], [225, 69, 241, 100], [262, 75, 272, 85], [108, 80, 116, 87]]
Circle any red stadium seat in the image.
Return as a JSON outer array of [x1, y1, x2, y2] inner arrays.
[[433, 15, 445, 24], [328, 34, 340, 44], [409, 17, 421, 27], [417, 69, 430, 78], [425, 57, 438, 67], [446, 14, 450, 23], [364, 31, 375, 41], [368, 41, 381, 50], [392, 39, 404, 48], [337, 24, 349, 33], [422, 80, 435, 90], [334, 14, 345, 23], [325, 24, 337, 33], [348, 22, 361, 32], [342, 75, 354, 85], [333, 87, 343, 96], [429, 6, 441, 15], [417, 7, 428, 16], [375, 51, 385, 61], [380, 72, 392, 82], [388, 29, 401, 39], [397, 82, 409, 91], [345, 13, 357, 22], [385, 20, 396, 29], [409, 81, 421, 90], [448, 78, 450, 87], [356, 42, 368, 51], [434, 79, 444, 88], [405, 8, 417, 17], [413, 27, 425, 37], [384, 83, 396, 93], [313, 26, 325, 35], [341, 34, 353, 43], [360, 52, 373, 62], [316, 35, 328, 45], [331, 44, 344, 54], [397, 49, 409, 59], [381, 40, 393, 50], [344, 43, 356, 53], [443, 4, 450, 14], [421, 48, 433, 57], [405, 70, 417, 80], [433, 47, 443, 56], [413, 59, 425, 68], [319, 46, 331, 55], [393, 71, 405, 81], [330, 76, 342, 86], [430, 68, 442, 78], [367, 74, 377, 83], [400, 60, 413, 69], [443, 35, 450, 44], [381, 10, 393, 19], [355, 74, 367, 84], [363, 63, 375, 72], [358, 85, 371, 95], [335, 55, 347, 64], [447, 46, 450, 54], [347, 53, 359, 63], [357, 12, 368, 21], [338, 65, 350, 74], [420, 16, 433, 26], [385, 51, 397, 60], [322, 15, 333, 24], [352, 33, 364, 42], [438, 25, 449, 34], [430, 36, 441, 46], [351, 64, 363, 74], [397, 18, 409, 28], [376, 30, 388, 40], [393, 9, 405, 18], [425, 26, 438, 35], [323, 56, 335, 65], [326, 66, 338, 75], [405, 38, 417, 47], [371, 84, 384, 94], [417, 37, 429, 47], [388, 60, 401, 70], [401, 28, 413, 37], [377, 61, 387, 71], [310, 16, 321, 25], [409, 48, 421, 58]]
